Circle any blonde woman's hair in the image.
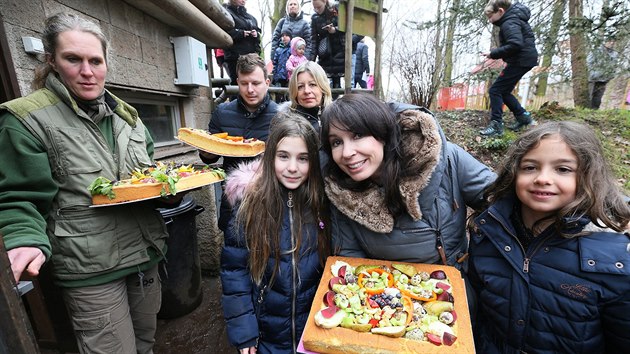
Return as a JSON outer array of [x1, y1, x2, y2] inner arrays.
[[288, 61, 332, 109]]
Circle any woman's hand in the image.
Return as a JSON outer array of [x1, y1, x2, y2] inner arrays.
[[322, 24, 336, 34], [7, 247, 45, 282], [239, 346, 257, 354]]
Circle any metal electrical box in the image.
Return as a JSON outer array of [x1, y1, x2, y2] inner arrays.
[[172, 36, 209, 86]]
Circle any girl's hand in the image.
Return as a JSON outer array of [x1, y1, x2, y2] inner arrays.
[[239, 347, 257, 354]]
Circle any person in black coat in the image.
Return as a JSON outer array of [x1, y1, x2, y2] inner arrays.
[[224, 0, 262, 85], [479, 0, 538, 137], [310, 0, 345, 89]]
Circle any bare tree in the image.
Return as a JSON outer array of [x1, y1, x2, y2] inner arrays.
[[568, 0, 590, 108], [535, 0, 567, 97], [391, 32, 438, 107], [442, 0, 461, 86]]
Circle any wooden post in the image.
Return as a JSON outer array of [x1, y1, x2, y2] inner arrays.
[[0, 237, 40, 354], [374, 0, 384, 99], [344, 0, 355, 94]]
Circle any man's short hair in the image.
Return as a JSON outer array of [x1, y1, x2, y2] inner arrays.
[[236, 53, 267, 78], [484, 0, 512, 15]]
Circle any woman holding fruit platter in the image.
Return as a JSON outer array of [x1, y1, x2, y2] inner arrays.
[[319, 94, 495, 270], [0, 13, 168, 353]]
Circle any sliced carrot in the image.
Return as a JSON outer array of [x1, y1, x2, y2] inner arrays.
[[402, 296, 414, 325], [357, 268, 394, 295], [212, 132, 228, 139], [399, 287, 437, 302], [225, 135, 244, 142]]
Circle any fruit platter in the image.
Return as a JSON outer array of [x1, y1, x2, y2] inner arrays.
[[302, 256, 475, 354]]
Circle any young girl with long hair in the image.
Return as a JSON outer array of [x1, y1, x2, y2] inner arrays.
[[220, 112, 330, 354], [468, 121, 630, 353]]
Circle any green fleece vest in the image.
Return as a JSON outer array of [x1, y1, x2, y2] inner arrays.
[[0, 75, 168, 282]]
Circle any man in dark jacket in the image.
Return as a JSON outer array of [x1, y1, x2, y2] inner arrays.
[[480, 0, 538, 137], [200, 54, 278, 231], [224, 0, 262, 85]]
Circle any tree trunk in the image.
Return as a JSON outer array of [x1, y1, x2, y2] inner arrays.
[[271, 0, 287, 32], [442, 0, 460, 87], [535, 0, 566, 97], [568, 0, 590, 108], [432, 0, 444, 97]]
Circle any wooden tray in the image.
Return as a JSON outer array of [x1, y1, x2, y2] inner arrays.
[[302, 256, 475, 354], [90, 172, 223, 207]]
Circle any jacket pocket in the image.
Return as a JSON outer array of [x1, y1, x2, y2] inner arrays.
[[51, 215, 120, 274], [126, 127, 153, 168], [49, 127, 103, 176]]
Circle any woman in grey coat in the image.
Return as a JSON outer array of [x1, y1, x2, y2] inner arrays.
[[320, 94, 495, 270], [270, 0, 312, 59]]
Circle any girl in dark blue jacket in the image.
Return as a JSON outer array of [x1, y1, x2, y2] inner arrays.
[[469, 121, 630, 353], [220, 112, 331, 354]]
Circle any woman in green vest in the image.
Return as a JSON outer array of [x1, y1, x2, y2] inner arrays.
[[0, 13, 169, 353]]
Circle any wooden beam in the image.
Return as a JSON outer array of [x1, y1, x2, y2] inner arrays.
[[0, 237, 40, 353], [374, 0, 384, 99], [344, 0, 355, 94]]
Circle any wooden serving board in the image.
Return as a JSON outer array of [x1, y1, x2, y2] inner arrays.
[[302, 256, 475, 354], [91, 172, 223, 206]]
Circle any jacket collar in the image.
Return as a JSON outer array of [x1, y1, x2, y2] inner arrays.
[[237, 93, 271, 119], [325, 109, 442, 233], [45, 73, 138, 127]]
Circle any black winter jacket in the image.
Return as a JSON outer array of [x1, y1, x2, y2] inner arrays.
[[310, 5, 345, 76], [489, 2, 538, 67], [469, 196, 630, 353], [224, 4, 261, 61]]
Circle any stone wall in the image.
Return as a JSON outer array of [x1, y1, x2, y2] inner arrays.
[[0, 0, 222, 273]]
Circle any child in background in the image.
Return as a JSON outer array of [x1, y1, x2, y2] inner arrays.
[[286, 37, 308, 80], [468, 121, 630, 353], [272, 30, 292, 88], [479, 0, 538, 137], [220, 112, 331, 354]]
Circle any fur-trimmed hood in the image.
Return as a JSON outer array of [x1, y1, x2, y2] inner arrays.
[[224, 158, 261, 207], [324, 109, 442, 233]]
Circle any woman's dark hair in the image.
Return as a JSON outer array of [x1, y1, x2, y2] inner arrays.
[[320, 93, 406, 216]]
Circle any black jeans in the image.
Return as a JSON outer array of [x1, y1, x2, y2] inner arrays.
[[589, 81, 608, 109], [488, 64, 533, 123]]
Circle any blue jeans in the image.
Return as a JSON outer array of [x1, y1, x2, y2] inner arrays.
[[489, 64, 533, 123]]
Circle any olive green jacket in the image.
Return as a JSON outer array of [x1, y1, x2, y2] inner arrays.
[[0, 74, 167, 287]]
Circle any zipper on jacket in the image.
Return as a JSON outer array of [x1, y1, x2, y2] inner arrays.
[[522, 233, 554, 273], [487, 210, 553, 273], [288, 195, 298, 353]]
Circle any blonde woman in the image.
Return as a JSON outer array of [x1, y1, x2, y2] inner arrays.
[[286, 61, 333, 132]]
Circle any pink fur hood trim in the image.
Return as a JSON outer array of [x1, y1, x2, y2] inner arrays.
[[224, 159, 262, 207]]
